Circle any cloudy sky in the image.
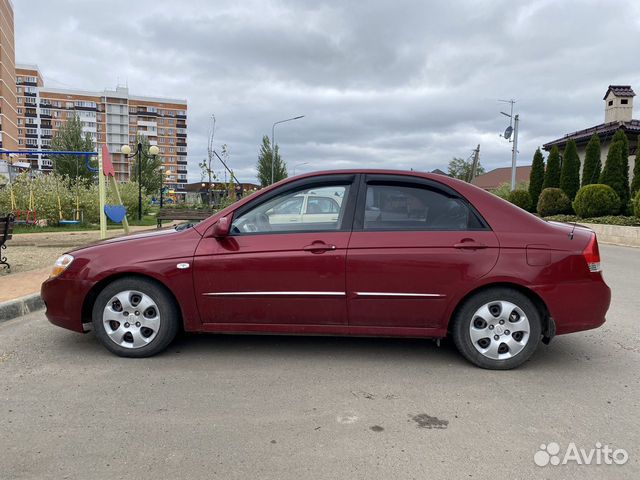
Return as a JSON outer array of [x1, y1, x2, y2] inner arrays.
[[13, 0, 640, 183]]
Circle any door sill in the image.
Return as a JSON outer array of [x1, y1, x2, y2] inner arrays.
[[194, 322, 447, 338]]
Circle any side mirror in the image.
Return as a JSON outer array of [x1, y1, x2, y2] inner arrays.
[[213, 215, 231, 238]]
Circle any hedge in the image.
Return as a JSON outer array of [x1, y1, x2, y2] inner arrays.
[[572, 184, 620, 218], [537, 188, 571, 217], [543, 214, 640, 227], [507, 189, 532, 211]]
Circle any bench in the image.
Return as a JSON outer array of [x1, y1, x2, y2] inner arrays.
[[156, 208, 213, 228], [0, 214, 15, 271]]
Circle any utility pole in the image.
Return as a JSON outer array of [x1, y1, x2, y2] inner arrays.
[[511, 115, 519, 191], [499, 99, 519, 191], [470, 144, 480, 182]]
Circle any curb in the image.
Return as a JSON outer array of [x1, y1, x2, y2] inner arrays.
[[0, 293, 45, 323]]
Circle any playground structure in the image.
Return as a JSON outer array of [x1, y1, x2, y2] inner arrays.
[[1, 147, 130, 239]]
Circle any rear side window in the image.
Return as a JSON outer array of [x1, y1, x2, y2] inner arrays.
[[363, 183, 484, 231]]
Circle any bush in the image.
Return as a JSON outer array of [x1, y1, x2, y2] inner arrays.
[[572, 184, 620, 218], [537, 188, 571, 217], [0, 172, 150, 225], [491, 181, 529, 200], [634, 190, 640, 218], [507, 189, 532, 211]]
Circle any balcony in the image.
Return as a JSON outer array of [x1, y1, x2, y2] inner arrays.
[[177, 160, 187, 166], [177, 169, 188, 175], [177, 151, 187, 156], [74, 105, 98, 112], [137, 110, 158, 117]]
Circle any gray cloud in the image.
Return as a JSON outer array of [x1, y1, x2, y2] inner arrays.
[[14, 0, 640, 182]]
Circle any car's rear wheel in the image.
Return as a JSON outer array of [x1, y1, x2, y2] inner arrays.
[[92, 277, 179, 357], [451, 288, 542, 369]]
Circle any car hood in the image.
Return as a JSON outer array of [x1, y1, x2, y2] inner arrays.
[[67, 226, 201, 256], [100, 227, 179, 245]]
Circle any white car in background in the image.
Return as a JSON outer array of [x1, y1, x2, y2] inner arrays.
[[266, 189, 344, 226]]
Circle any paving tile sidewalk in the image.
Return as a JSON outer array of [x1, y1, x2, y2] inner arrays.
[[0, 267, 50, 303]]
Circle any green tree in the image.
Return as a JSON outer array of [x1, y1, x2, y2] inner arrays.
[[599, 141, 627, 207], [131, 134, 163, 195], [581, 134, 601, 187], [542, 145, 561, 189], [447, 156, 485, 182], [256, 135, 287, 187], [528, 148, 545, 208], [611, 130, 630, 208], [631, 135, 640, 196], [51, 114, 95, 182], [560, 139, 581, 200]]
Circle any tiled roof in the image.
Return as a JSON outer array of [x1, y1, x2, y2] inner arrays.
[[470, 165, 532, 190], [603, 85, 635, 99], [543, 120, 640, 150]]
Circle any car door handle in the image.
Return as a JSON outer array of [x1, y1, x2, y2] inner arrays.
[[303, 242, 337, 253], [454, 239, 487, 250]]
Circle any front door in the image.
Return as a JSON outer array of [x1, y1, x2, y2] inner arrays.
[[193, 175, 358, 326], [346, 175, 499, 329]]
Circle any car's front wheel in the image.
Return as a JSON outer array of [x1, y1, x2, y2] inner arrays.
[[452, 288, 542, 369], [92, 277, 179, 357]]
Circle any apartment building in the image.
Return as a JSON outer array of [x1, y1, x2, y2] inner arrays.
[[2, 0, 188, 196], [0, 0, 18, 153], [14, 65, 188, 194]]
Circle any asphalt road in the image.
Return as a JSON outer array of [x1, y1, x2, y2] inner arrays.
[[0, 244, 638, 480]]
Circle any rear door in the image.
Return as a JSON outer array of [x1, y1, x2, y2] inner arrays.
[[346, 175, 499, 329]]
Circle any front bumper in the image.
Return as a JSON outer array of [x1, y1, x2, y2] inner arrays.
[[41, 275, 92, 333]]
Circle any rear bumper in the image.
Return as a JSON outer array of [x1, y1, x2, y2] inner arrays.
[[532, 275, 611, 335], [41, 276, 91, 333]]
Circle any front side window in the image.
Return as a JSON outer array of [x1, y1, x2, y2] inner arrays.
[[306, 196, 340, 214], [231, 184, 350, 234], [363, 183, 483, 231]]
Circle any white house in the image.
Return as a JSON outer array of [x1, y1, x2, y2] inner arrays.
[[544, 85, 638, 179]]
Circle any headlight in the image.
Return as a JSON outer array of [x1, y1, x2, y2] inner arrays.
[[51, 254, 74, 278]]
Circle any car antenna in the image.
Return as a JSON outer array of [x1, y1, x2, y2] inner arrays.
[[569, 221, 576, 240]]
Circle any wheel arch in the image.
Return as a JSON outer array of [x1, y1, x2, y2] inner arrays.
[[81, 272, 183, 328], [448, 282, 555, 340]]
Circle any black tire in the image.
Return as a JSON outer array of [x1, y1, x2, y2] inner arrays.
[[92, 277, 180, 358], [451, 287, 542, 370]]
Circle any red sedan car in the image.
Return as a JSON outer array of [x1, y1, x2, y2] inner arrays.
[[42, 170, 610, 369]]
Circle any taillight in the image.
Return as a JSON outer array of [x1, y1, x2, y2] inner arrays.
[[583, 233, 601, 273]]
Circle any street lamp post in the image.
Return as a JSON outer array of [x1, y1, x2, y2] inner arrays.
[[271, 115, 304, 184], [158, 166, 171, 209], [122, 142, 160, 220]]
